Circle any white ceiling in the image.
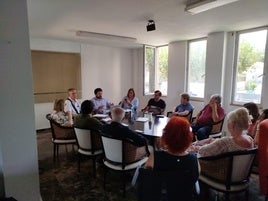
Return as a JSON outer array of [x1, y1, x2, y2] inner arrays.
[[27, 0, 268, 48]]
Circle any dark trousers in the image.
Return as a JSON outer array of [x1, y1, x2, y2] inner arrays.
[[191, 124, 212, 141]]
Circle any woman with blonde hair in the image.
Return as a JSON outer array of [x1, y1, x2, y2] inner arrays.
[[51, 99, 72, 126], [197, 107, 254, 157]]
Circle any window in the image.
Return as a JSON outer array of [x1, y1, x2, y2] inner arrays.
[[144, 45, 168, 95], [232, 28, 267, 104], [187, 39, 207, 99]]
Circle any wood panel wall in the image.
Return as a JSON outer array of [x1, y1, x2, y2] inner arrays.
[[31, 50, 81, 103]]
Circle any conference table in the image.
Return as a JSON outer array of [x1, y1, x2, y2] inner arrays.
[[95, 111, 169, 148], [127, 114, 169, 148]]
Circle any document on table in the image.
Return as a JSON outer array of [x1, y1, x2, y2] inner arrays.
[[93, 114, 108, 118], [136, 117, 148, 122]]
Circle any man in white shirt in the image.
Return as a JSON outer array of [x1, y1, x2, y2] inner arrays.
[[64, 88, 81, 116]]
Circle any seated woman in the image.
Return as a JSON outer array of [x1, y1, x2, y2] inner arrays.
[[243, 102, 260, 137], [253, 109, 268, 145], [145, 116, 199, 177], [193, 107, 254, 157], [120, 88, 139, 111], [172, 92, 194, 116], [51, 99, 72, 127]]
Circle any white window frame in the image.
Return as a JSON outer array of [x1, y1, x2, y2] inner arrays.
[[231, 27, 268, 105], [143, 45, 168, 96], [186, 38, 207, 100]]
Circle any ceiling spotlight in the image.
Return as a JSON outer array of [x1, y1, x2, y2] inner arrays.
[[146, 20, 156, 32]]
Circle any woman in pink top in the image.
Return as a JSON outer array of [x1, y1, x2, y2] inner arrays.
[[191, 94, 225, 140]]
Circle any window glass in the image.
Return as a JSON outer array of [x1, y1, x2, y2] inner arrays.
[[144, 45, 168, 95], [233, 28, 267, 104], [187, 39, 207, 99]]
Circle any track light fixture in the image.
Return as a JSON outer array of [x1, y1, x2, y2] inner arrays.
[[146, 20, 156, 32], [185, 0, 240, 15], [76, 31, 137, 42]]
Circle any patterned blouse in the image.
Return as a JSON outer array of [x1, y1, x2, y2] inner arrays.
[[198, 136, 254, 157], [51, 111, 69, 125]]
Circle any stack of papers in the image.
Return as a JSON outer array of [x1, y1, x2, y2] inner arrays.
[[136, 117, 148, 122], [93, 114, 108, 118], [102, 117, 112, 122]]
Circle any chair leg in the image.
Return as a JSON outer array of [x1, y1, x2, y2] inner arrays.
[[53, 144, 56, 161], [92, 158, 96, 178], [122, 172, 126, 197], [78, 153, 81, 172], [56, 145, 59, 158], [103, 166, 107, 190], [245, 188, 249, 201], [225, 192, 230, 201], [65, 144, 68, 154]]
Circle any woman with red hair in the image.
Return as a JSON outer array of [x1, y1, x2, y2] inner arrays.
[[145, 116, 199, 174]]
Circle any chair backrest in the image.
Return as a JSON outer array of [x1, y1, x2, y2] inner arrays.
[[74, 128, 102, 153], [199, 148, 257, 189], [209, 117, 225, 138], [101, 135, 123, 163], [210, 117, 225, 134], [183, 110, 194, 122], [137, 168, 198, 201], [258, 119, 268, 195], [46, 113, 75, 140], [166, 110, 194, 123], [101, 134, 149, 167]]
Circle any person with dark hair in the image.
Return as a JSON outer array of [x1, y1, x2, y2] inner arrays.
[[73, 100, 103, 130], [254, 109, 268, 145], [64, 88, 81, 117], [243, 102, 260, 137], [91, 88, 113, 114], [120, 88, 139, 111], [191, 94, 225, 140], [142, 90, 166, 115], [145, 116, 199, 182], [172, 92, 194, 116]]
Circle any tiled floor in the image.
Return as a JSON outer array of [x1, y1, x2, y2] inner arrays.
[[37, 130, 265, 201]]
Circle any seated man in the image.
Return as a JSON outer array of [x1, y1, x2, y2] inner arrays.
[[64, 88, 81, 117], [172, 92, 194, 116], [142, 90, 166, 115], [101, 107, 147, 147], [91, 88, 113, 114], [73, 100, 103, 130], [191, 94, 225, 141]]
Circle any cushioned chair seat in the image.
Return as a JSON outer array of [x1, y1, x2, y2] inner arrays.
[[103, 156, 148, 171], [199, 174, 249, 192]]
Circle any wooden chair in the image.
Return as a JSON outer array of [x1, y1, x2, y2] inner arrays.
[[208, 117, 225, 138], [166, 109, 194, 123], [137, 167, 199, 201], [198, 148, 257, 201], [100, 133, 150, 197], [46, 114, 77, 161], [74, 127, 103, 177], [258, 119, 268, 201]]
